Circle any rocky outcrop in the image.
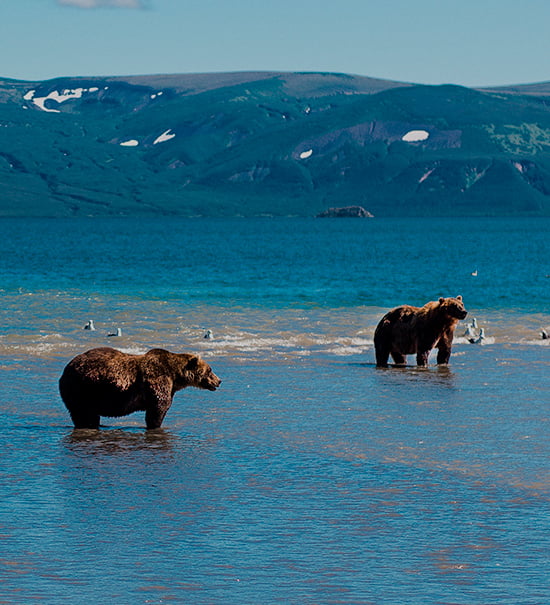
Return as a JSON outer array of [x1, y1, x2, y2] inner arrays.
[[316, 205, 374, 218]]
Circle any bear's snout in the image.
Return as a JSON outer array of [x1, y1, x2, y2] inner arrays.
[[202, 373, 221, 391], [458, 308, 468, 320]]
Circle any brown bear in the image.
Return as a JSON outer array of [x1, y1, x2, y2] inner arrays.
[[59, 347, 221, 429], [374, 296, 467, 367]]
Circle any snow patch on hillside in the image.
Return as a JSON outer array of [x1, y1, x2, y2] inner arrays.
[[402, 130, 429, 142], [419, 168, 435, 183], [24, 87, 98, 113], [513, 161, 524, 173], [153, 129, 176, 144]]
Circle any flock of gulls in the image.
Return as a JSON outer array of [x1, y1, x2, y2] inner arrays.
[[467, 269, 548, 342], [462, 317, 485, 344], [83, 320, 122, 338], [82, 317, 549, 345], [83, 320, 213, 340], [81, 268, 549, 348], [78, 268, 550, 346], [462, 318, 548, 344]]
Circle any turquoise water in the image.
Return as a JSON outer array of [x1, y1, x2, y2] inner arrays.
[[1, 216, 548, 310], [0, 217, 548, 603]]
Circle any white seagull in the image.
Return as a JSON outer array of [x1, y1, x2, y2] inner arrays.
[[463, 318, 478, 337], [468, 328, 485, 344]]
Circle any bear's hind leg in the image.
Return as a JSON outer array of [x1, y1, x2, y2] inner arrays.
[[375, 345, 391, 367], [390, 351, 406, 365], [69, 409, 100, 429], [416, 351, 429, 366]]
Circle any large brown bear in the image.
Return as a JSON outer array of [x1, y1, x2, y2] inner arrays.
[[374, 296, 467, 367], [59, 347, 221, 429]]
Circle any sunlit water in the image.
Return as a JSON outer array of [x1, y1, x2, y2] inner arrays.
[[0, 217, 548, 603]]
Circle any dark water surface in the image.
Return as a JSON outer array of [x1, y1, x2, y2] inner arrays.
[[0, 217, 548, 603]]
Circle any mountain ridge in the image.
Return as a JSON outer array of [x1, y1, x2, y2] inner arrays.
[[2, 71, 550, 217]]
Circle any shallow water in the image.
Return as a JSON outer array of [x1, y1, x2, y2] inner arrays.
[[0, 217, 548, 603], [1, 349, 549, 604]]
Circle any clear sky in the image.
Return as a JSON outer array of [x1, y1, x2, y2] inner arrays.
[[1, 0, 549, 87]]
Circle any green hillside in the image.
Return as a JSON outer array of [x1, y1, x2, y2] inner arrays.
[[1, 71, 550, 216]]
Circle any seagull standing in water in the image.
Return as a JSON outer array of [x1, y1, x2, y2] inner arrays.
[[468, 328, 485, 344], [463, 317, 478, 338], [107, 327, 122, 337], [84, 320, 96, 331]]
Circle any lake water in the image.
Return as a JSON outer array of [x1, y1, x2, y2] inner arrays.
[[0, 216, 548, 604]]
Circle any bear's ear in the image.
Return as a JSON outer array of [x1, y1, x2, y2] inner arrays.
[[456, 295, 462, 301], [439, 297, 445, 304], [187, 355, 200, 370]]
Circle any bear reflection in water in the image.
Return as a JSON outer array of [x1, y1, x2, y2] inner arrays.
[[59, 347, 221, 429], [374, 296, 468, 367]]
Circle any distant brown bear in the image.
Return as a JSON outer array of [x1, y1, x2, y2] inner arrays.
[[59, 347, 221, 429], [374, 296, 467, 367]]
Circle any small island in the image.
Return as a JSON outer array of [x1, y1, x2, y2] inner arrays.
[[316, 205, 374, 218]]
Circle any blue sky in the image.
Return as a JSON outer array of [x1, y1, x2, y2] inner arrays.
[[2, 0, 550, 86]]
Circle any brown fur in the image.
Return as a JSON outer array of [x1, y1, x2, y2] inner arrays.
[[374, 296, 467, 367], [59, 347, 221, 429]]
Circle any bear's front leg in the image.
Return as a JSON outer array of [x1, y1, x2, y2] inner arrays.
[[144, 377, 174, 429], [436, 335, 452, 364], [145, 404, 171, 429], [436, 346, 451, 365]]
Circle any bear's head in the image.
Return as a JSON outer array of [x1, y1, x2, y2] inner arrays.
[[183, 355, 222, 391], [439, 295, 468, 320]]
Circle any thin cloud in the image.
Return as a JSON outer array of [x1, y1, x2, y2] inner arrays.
[[57, 0, 149, 8]]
